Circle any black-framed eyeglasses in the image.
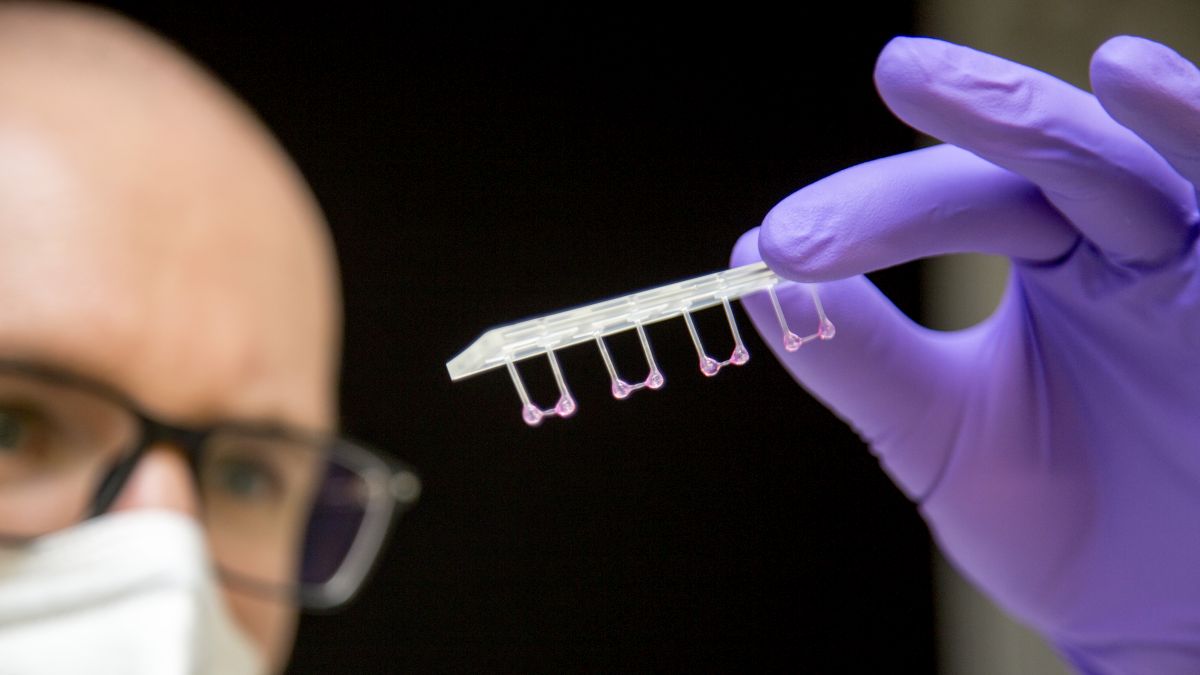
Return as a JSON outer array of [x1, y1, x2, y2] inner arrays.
[[0, 360, 420, 609]]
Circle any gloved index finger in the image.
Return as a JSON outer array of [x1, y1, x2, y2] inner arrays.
[[758, 144, 1077, 283], [873, 37, 1197, 269]]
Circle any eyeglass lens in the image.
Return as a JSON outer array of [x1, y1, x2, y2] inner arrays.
[[0, 368, 389, 601]]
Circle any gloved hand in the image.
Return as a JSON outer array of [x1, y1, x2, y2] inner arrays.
[[731, 36, 1200, 673]]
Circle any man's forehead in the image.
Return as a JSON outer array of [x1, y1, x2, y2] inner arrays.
[[0, 4, 341, 428]]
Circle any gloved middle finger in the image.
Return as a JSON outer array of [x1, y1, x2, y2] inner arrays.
[[873, 36, 1197, 269], [1090, 36, 1200, 197]]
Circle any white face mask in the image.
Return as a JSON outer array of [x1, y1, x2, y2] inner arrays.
[[0, 510, 264, 675]]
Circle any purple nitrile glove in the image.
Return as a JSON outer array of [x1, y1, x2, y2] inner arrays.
[[731, 36, 1200, 673]]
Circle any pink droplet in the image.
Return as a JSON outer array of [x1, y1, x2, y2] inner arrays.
[[818, 318, 836, 340], [783, 331, 802, 352], [699, 357, 721, 377], [645, 369, 665, 389], [612, 380, 633, 399], [522, 404, 544, 427], [555, 395, 576, 417], [729, 345, 749, 365]]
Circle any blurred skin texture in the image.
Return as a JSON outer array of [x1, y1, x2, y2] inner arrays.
[[0, 2, 341, 671]]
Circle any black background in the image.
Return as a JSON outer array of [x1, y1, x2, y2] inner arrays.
[[94, 3, 933, 672]]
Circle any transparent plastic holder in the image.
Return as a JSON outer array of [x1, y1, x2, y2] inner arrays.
[[446, 261, 834, 426]]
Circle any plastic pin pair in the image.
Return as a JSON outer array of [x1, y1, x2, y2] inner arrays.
[[445, 261, 834, 426]]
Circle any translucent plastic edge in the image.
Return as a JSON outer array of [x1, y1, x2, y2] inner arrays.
[[446, 261, 779, 381]]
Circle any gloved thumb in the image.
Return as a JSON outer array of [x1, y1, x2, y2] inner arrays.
[[732, 229, 964, 499], [731, 144, 1075, 499]]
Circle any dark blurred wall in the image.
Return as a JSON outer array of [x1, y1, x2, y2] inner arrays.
[[94, 3, 928, 672]]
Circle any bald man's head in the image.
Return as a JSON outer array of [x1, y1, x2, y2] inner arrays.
[[0, 2, 342, 670]]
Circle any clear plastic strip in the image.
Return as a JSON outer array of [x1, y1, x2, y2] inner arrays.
[[447, 261, 791, 381]]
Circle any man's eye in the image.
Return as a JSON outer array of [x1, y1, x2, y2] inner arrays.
[[0, 408, 30, 452], [211, 456, 283, 502]]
